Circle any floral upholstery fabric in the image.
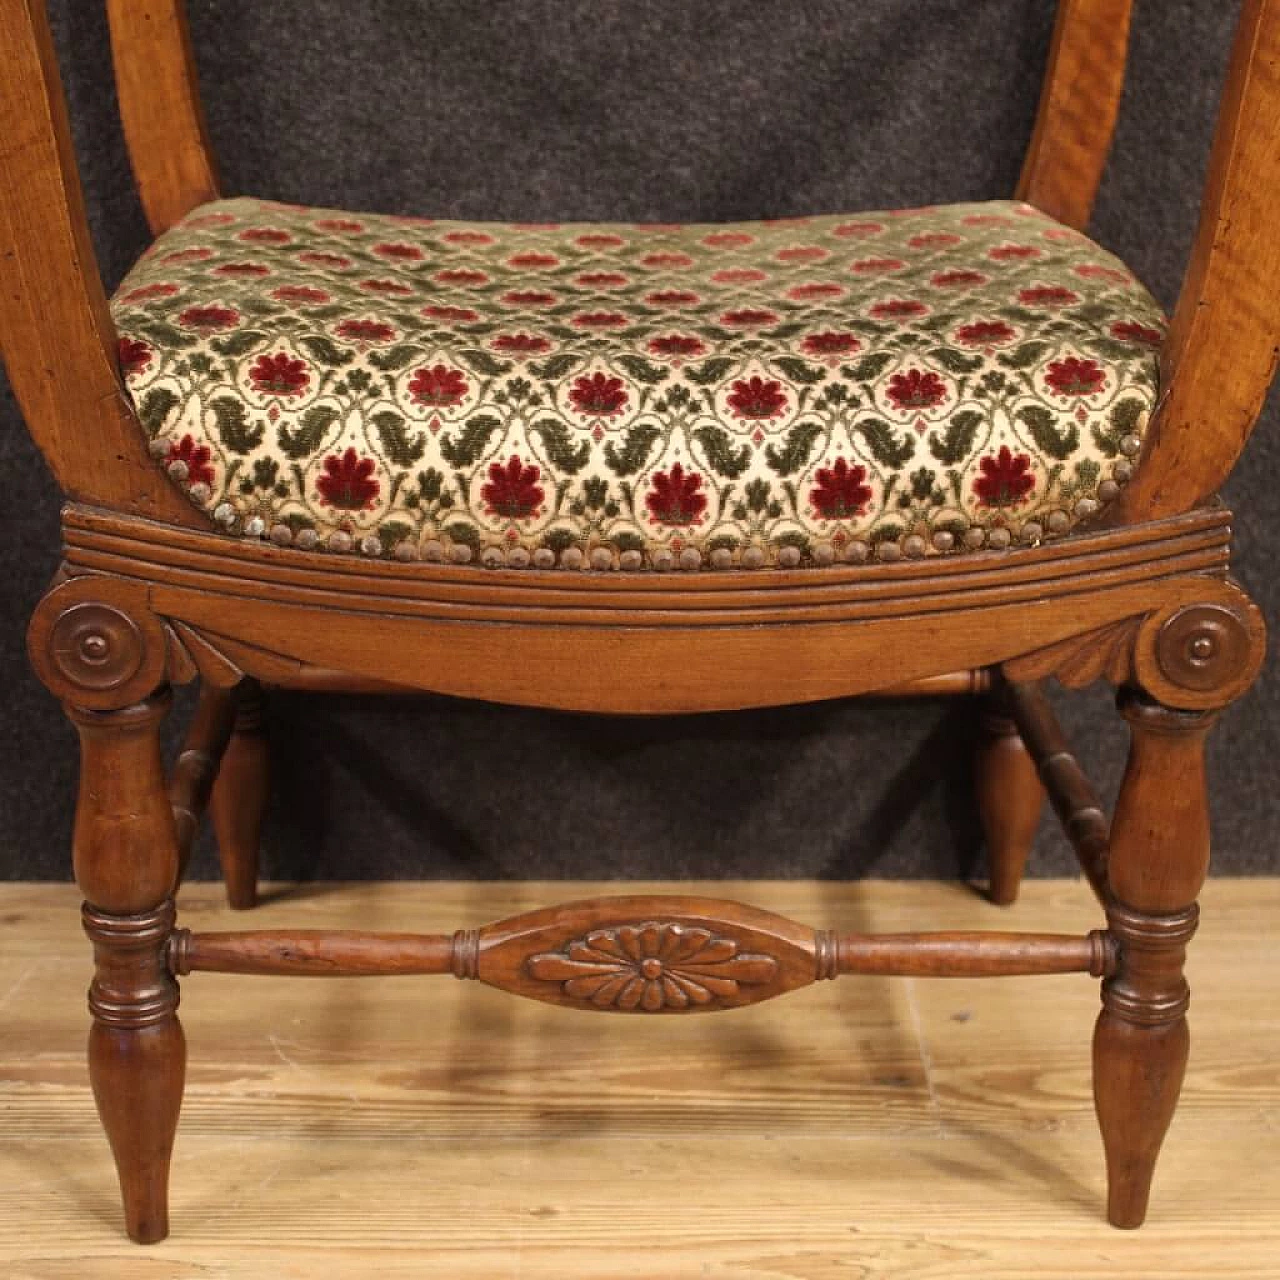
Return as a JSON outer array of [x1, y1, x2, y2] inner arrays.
[[111, 197, 1163, 570]]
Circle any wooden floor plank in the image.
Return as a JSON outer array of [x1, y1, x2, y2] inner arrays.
[[1, 879, 1277, 1278]]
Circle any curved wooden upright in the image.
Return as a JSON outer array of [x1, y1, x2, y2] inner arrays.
[[1, 0, 1278, 1245]]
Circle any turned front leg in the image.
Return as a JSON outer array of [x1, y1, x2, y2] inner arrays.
[[1094, 690, 1215, 1228], [69, 694, 185, 1245]]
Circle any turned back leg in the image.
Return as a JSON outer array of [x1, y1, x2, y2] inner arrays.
[[974, 685, 1045, 905], [209, 679, 270, 910]]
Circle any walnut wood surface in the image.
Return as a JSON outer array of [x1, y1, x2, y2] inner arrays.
[[208, 680, 268, 910], [106, 0, 220, 234], [1016, 0, 1134, 229], [974, 685, 1045, 905], [169, 682, 235, 878]]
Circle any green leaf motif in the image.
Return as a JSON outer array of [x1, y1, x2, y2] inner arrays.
[[211, 397, 266, 455], [439, 414, 502, 468], [532, 352, 582, 381], [854, 417, 914, 469], [210, 329, 268, 358], [276, 404, 337, 460], [765, 422, 823, 476], [771, 356, 827, 386], [1016, 404, 1079, 460], [927, 409, 984, 465], [603, 424, 661, 476], [685, 356, 737, 387], [532, 417, 591, 475], [998, 341, 1050, 371], [744, 477, 772, 514], [298, 334, 354, 368], [457, 348, 512, 378], [369, 343, 426, 372], [928, 346, 984, 375], [843, 352, 894, 384], [372, 410, 426, 468], [136, 388, 178, 436], [134, 319, 198, 350], [443, 521, 481, 549], [694, 426, 751, 479], [614, 354, 669, 386]]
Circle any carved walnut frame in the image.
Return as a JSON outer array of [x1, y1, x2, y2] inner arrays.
[[1, 0, 1276, 1245]]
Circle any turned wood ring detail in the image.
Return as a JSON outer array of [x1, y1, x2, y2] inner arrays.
[[50, 602, 144, 692]]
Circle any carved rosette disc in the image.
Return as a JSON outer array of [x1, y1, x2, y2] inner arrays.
[[527, 922, 779, 1011], [27, 576, 169, 708]]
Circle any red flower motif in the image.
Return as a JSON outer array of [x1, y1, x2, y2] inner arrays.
[[570, 372, 628, 416], [576, 271, 629, 288], [1045, 356, 1106, 396], [645, 463, 707, 526], [502, 290, 558, 307], [336, 318, 397, 344], [810, 458, 872, 519], [720, 308, 778, 327], [316, 448, 380, 510], [239, 227, 291, 244], [423, 304, 480, 323], [165, 434, 215, 486], [647, 334, 706, 360], [801, 332, 862, 358], [711, 268, 768, 285], [832, 221, 884, 238], [788, 282, 845, 301], [360, 278, 414, 295], [645, 290, 701, 307], [931, 269, 986, 288], [117, 336, 152, 377], [409, 364, 469, 407], [887, 368, 948, 410], [373, 242, 424, 261], [641, 251, 693, 268], [313, 218, 365, 233], [123, 282, 179, 302], [955, 320, 1017, 347], [492, 333, 552, 357], [727, 377, 788, 420], [577, 233, 627, 249], [909, 232, 961, 249], [444, 230, 495, 246], [508, 252, 560, 269], [776, 246, 829, 263], [299, 251, 353, 270], [249, 352, 310, 396], [433, 269, 488, 287], [851, 258, 906, 275], [178, 304, 240, 331], [271, 285, 331, 305], [573, 312, 629, 328], [1018, 285, 1079, 308], [1111, 321, 1163, 346], [871, 298, 929, 320], [988, 244, 1042, 261], [162, 247, 213, 264], [214, 262, 271, 278], [703, 232, 755, 248], [481, 455, 545, 519], [1075, 264, 1130, 283], [973, 446, 1035, 508]]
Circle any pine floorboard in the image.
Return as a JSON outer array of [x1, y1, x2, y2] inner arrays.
[[1, 878, 1277, 1278]]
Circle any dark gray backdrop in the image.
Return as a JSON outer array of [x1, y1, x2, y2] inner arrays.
[[2, 1, 1275, 882]]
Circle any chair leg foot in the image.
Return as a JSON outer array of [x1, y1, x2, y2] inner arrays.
[[1092, 690, 1216, 1228], [210, 680, 269, 910], [974, 692, 1044, 905]]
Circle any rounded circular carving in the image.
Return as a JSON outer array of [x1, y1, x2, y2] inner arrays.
[[50, 602, 144, 692], [1133, 582, 1266, 710], [1155, 604, 1252, 693], [27, 576, 169, 709]]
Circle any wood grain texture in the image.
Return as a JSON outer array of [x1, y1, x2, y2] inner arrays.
[[0, 0, 200, 524], [208, 680, 268, 910], [106, 0, 220, 233], [1016, 0, 1134, 229], [2, 879, 1278, 1277], [1114, 0, 1280, 521]]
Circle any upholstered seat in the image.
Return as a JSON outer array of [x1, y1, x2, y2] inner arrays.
[[112, 196, 1163, 570]]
